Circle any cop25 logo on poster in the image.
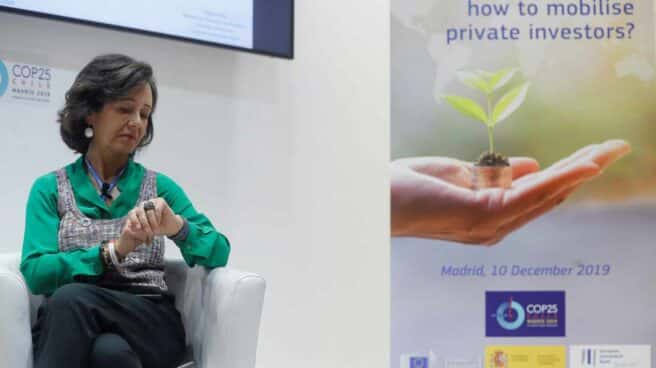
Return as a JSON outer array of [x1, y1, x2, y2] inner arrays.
[[485, 291, 565, 337]]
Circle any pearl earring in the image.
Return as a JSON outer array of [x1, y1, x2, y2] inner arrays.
[[84, 126, 94, 138]]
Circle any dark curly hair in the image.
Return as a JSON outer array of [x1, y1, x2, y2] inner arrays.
[[58, 54, 157, 154]]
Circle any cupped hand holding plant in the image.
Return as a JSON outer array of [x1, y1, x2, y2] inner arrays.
[[391, 140, 630, 244]]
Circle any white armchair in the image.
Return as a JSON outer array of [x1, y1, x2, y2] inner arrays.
[[0, 252, 266, 368]]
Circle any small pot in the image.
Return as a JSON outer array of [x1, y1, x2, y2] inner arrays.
[[472, 165, 512, 190]]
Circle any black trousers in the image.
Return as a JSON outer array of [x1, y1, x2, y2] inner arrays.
[[31, 283, 186, 368]]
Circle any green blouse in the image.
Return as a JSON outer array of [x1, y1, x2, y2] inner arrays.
[[20, 156, 230, 295]]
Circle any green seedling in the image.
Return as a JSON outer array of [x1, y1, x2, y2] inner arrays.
[[443, 68, 530, 166]]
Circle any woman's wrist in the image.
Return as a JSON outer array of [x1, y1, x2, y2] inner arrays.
[[168, 215, 189, 241], [168, 215, 183, 236], [113, 238, 127, 260]]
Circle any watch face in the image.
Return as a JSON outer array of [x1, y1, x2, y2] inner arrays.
[[100, 242, 114, 268]]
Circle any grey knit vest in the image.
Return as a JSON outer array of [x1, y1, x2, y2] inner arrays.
[[55, 167, 168, 293]]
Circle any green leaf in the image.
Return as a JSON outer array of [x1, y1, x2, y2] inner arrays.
[[491, 82, 530, 125], [475, 69, 494, 79], [488, 68, 517, 92], [456, 71, 491, 94], [443, 95, 488, 124]]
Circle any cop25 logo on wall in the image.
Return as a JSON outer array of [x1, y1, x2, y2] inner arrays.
[[0, 58, 53, 103], [0, 59, 9, 97]]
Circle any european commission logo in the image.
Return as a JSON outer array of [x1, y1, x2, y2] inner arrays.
[[570, 345, 651, 368], [580, 348, 597, 367], [0, 59, 8, 97]]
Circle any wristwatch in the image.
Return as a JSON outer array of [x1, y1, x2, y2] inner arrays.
[[101, 239, 122, 268], [100, 241, 113, 270]]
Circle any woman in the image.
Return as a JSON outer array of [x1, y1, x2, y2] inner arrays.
[[20, 54, 230, 368]]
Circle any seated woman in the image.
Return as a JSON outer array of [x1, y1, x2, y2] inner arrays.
[[20, 54, 230, 368]]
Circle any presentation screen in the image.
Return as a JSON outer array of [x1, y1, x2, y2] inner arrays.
[[0, 0, 294, 58]]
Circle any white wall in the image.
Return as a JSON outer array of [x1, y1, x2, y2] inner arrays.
[[0, 2, 389, 367]]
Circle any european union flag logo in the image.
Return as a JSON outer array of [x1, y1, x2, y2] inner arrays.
[[409, 356, 429, 368]]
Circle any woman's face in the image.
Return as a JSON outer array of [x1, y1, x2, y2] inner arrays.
[[87, 83, 153, 156]]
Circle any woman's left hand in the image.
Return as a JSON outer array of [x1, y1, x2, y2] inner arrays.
[[127, 197, 184, 244]]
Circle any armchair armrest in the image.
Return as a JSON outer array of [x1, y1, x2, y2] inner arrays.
[[0, 253, 266, 368], [0, 253, 33, 368], [165, 260, 266, 368]]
